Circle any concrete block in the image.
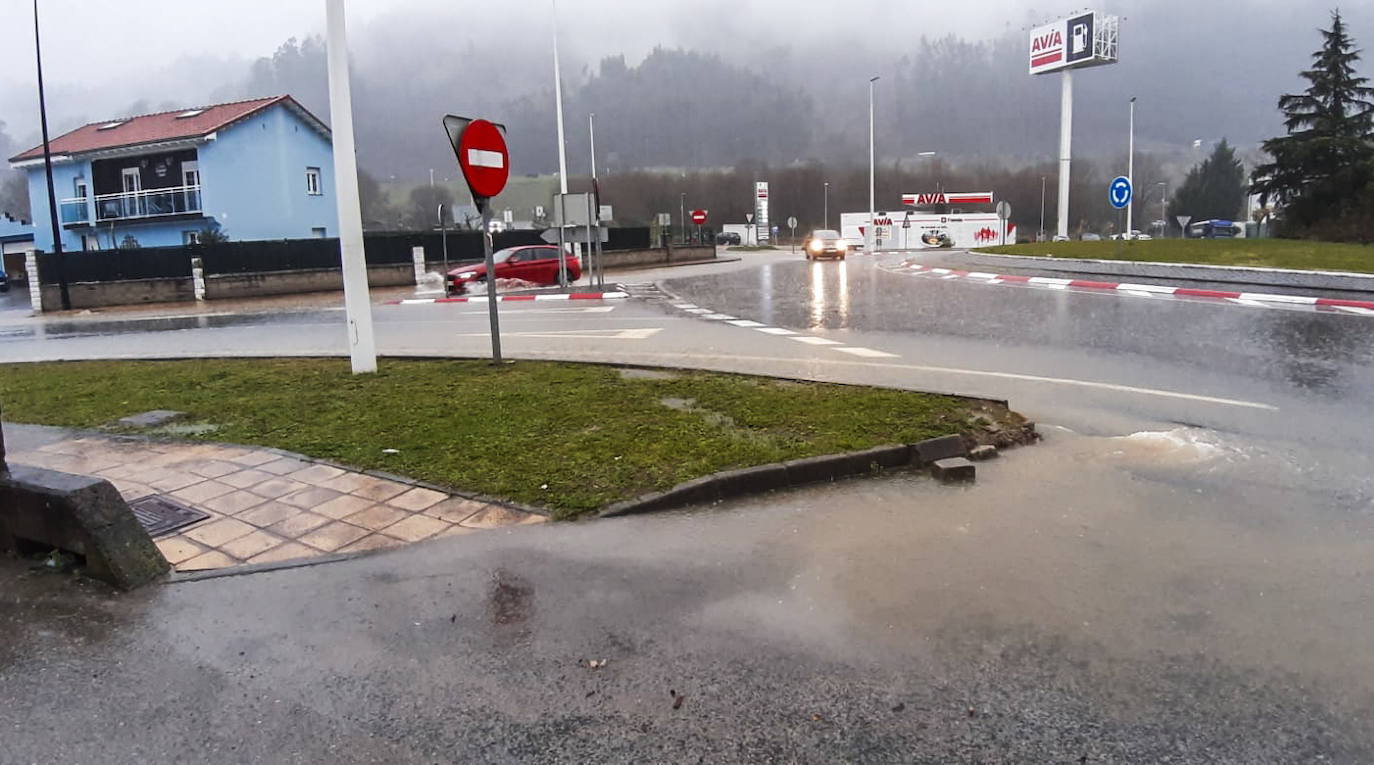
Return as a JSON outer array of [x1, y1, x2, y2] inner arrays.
[[930, 458, 976, 485], [783, 454, 847, 485], [0, 465, 169, 589], [913, 435, 968, 465], [710, 464, 790, 498]]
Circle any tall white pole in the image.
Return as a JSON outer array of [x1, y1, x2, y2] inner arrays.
[[868, 76, 879, 252], [324, 0, 376, 374], [588, 113, 597, 180], [1056, 69, 1073, 239], [553, 3, 569, 196], [1126, 97, 1136, 235]]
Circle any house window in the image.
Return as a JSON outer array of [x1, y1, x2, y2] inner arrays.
[[74, 178, 88, 199], [306, 167, 322, 196], [312, 227, 327, 238], [184, 231, 201, 245]]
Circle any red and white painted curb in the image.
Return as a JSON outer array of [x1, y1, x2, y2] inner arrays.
[[387, 291, 629, 305], [890, 263, 1374, 316]]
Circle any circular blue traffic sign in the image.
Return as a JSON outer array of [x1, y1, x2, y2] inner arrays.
[[1109, 176, 1133, 209]]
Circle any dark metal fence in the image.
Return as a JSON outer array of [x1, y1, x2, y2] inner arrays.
[[37, 226, 660, 284]]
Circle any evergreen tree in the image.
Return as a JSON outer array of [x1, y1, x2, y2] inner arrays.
[[1169, 140, 1248, 224], [1252, 10, 1374, 231]]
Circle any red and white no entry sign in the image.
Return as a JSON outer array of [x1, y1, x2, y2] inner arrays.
[[691, 209, 708, 225], [456, 119, 509, 200]]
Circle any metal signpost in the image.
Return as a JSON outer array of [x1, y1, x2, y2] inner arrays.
[[1110, 176, 1132, 257], [691, 209, 707, 244], [745, 213, 755, 245], [1028, 11, 1120, 240], [1176, 215, 1192, 239], [787, 216, 797, 252], [444, 115, 511, 364], [996, 201, 1012, 246]]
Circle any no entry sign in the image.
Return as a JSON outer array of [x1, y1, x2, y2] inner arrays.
[[443, 115, 509, 201], [691, 209, 708, 225]]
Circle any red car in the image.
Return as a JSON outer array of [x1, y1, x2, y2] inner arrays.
[[446, 245, 581, 295]]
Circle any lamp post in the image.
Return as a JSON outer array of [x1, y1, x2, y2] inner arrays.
[[32, 0, 70, 310], [1039, 175, 1047, 242], [679, 193, 686, 244], [823, 182, 829, 230], [868, 75, 880, 252], [1126, 96, 1136, 236]]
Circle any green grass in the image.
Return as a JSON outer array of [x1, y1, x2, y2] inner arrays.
[[979, 239, 1374, 273], [0, 359, 1009, 518]]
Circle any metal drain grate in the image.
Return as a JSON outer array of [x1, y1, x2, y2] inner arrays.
[[130, 496, 211, 538]]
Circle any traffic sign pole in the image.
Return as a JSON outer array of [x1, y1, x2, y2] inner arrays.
[[479, 199, 501, 364], [444, 114, 512, 365]]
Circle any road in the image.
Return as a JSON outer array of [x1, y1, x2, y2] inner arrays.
[[2, 251, 1373, 760]]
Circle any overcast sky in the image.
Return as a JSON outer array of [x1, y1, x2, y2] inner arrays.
[[2, 0, 1371, 151]]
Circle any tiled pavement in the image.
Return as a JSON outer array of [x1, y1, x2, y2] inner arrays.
[[11, 436, 545, 572]]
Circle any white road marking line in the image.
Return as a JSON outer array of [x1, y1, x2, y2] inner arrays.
[[789, 336, 843, 346], [727, 319, 766, 328], [1238, 292, 1318, 305], [453, 328, 663, 340], [444, 306, 617, 315], [755, 327, 797, 336], [834, 347, 899, 358], [1115, 283, 1178, 294], [967, 272, 1000, 279], [1227, 298, 1273, 308], [673, 303, 698, 309], [1045, 283, 1069, 290], [702, 313, 737, 321], [684, 308, 713, 314], [1120, 290, 1157, 299], [539, 293, 571, 301], [941, 274, 960, 280], [1335, 305, 1374, 315], [1029, 277, 1073, 286]]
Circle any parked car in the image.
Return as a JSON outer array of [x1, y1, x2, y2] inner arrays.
[[1081, 233, 1102, 241], [803, 230, 849, 260], [1052, 235, 1071, 242], [715, 232, 742, 245], [446, 245, 581, 295]]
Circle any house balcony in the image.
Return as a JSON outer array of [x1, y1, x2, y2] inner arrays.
[[58, 184, 203, 226]]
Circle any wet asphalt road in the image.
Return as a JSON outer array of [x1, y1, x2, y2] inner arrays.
[[3, 253, 1374, 760]]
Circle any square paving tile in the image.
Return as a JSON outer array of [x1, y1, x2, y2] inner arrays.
[[229, 451, 281, 468], [288, 464, 347, 484], [319, 473, 374, 494], [387, 487, 448, 512], [112, 481, 158, 502], [217, 469, 276, 490], [183, 517, 257, 548], [247, 542, 317, 566], [269, 512, 332, 538], [338, 534, 404, 554], [96, 463, 143, 481], [343, 505, 410, 532], [313, 494, 376, 520], [461, 505, 538, 530], [179, 550, 239, 571], [147, 472, 205, 493], [171, 480, 237, 505], [279, 487, 345, 510], [250, 478, 311, 500], [380, 514, 450, 542], [236, 502, 302, 529], [155, 537, 206, 566], [423, 498, 488, 524], [299, 522, 370, 552], [349, 477, 411, 503], [185, 460, 243, 479], [220, 530, 286, 560], [258, 457, 314, 476], [203, 490, 270, 516]]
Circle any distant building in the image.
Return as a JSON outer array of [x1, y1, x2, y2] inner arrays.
[[7, 95, 337, 252]]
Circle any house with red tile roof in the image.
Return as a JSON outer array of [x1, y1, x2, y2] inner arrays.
[[8, 95, 336, 252]]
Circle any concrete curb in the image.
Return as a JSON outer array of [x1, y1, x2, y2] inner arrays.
[[961, 249, 1374, 294], [599, 440, 952, 519]]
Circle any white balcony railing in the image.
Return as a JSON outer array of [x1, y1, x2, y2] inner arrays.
[[59, 184, 203, 225]]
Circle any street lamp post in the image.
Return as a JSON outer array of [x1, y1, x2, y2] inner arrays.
[[1127, 97, 1136, 236], [1039, 175, 1047, 242], [32, 0, 70, 310], [679, 192, 686, 245], [823, 182, 829, 230], [868, 76, 880, 253]]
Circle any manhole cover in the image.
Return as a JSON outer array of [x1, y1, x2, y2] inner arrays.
[[129, 496, 210, 538]]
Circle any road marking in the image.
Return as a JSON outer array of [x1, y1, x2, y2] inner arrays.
[[443, 306, 618, 315], [1029, 277, 1073, 286], [834, 347, 899, 359], [452, 328, 663, 340], [1238, 292, 1317, 305], [684, 308, 713, 314], [1336, 305, 1374, 315], [1120, 290, 1157, 299], [789, 336, 843, 346], [673, 303, 698, 310], [755, 327, 798, 336], [702, 313, 737, 321], [1115, 283, 1177, 294], [728, 319, 766, 328], [1227, 298, 1274, 309]]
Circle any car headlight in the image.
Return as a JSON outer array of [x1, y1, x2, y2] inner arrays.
[[809, 240, 823, 252], [458, 272, 477, 280]]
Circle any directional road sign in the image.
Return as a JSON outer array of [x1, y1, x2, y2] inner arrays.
[[1109, 176, 1133, 210]]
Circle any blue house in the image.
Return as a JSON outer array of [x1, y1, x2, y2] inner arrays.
[[7, 95, 338, 253]]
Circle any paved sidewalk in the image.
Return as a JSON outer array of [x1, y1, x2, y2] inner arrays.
[[9, 435, 544, 572]]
